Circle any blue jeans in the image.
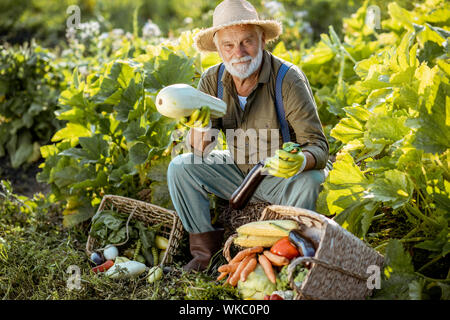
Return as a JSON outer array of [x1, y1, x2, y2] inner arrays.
[[167, 150, 328, 233]]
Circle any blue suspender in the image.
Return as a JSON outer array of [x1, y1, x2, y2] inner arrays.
[[216, 61, 292, 143], [274, 62, 292, 143], [217, 63, 226, 100]]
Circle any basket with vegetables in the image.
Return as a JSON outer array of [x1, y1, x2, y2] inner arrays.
[[86, 195, 184, 280], [221, 205, 384, 300]]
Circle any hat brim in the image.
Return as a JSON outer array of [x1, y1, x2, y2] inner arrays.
[[194, 19, 282, 53]]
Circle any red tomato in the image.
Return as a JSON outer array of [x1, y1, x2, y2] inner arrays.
[[270, 237, 300, 260], [270, 294, 284, 300]]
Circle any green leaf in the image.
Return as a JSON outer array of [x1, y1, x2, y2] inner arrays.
[[103, 214, 124, 231], [58, 147, 89, 160], [414, 228, 450, 257], [408, 279, 425, 300], [366, 169, 413, 209], [437, 283, 450, 300], [108, 226, 127, 244], [366, 113, 409, 143], [114, 78, 140, 122], [129, 142, 150, 165], [373, 273, 418, 300], [385, 239, 414, 274], [342, 106, 371, 123], [146, 157, 171, 182], [71, 170, 108, 190], [319, 152, 368, 216], [387, 2, 415, 32], [123, 119, 146, 142], [53, 166, 80, 188], [330, 116, 364, 143], [63, 203, 95, 228], [144, 49, 195, 89], [406, 82, 450, 154], [10, 132, 33, 168], [79, 134, 109, 160], [302, 42, 335, 66], [58, 87, 87, 109], [51, 123, 91, 142]]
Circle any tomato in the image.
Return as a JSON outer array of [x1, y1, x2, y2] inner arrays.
[[264, 294, 284, 300], [270, 236, 300, 260]]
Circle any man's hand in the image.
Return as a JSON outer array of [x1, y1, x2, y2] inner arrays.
[[180, 106, 211, 129], [264, 142, 307, 179]]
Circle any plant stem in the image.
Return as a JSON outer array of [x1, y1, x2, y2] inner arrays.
[[405, 203, 440, 229], [403, 226, 419, 239], [374, 237, 429, 251], [416, 273, 450, 283], [371, 213, 385, 221], [417, 254, 444, 273], [416, 188, 432, 217]]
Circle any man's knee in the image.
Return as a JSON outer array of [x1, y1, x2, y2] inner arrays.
[[283, 169, 325, 210], [299, 169, 325, 189], [167, 153, 195, 181]]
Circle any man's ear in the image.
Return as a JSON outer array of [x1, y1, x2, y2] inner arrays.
[[261, 32, 266, 49]]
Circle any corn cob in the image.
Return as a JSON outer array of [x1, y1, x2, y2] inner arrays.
[[233, 234, 284, 248], [236, 220, 299, 237]]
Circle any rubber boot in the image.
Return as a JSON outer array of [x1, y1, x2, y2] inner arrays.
[[183, 228, 224, 272]]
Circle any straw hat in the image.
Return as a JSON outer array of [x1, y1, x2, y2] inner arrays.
[[194, 0, 282, 52]]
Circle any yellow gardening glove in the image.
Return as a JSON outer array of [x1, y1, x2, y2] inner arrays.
[[263, 142, 306, 179], [179, 106, 211, 129]]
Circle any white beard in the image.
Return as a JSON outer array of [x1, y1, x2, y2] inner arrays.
[[221, 46, 263, 80]]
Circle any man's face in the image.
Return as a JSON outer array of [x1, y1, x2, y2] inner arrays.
[[215, 25, 265, 79]]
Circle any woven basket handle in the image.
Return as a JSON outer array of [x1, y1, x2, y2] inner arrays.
[[287, 256, 369, 298], [223, 233, 238, 262]]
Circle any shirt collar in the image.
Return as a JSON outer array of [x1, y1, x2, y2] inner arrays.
[[258, 50, 272, 84]]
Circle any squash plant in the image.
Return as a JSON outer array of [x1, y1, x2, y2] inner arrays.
[[37, 35, 202, 227], [0, 41, 64, 168], [315, 0, 449, 299]]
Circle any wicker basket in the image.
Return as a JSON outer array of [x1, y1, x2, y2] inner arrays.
[[86, 195, 184, 266], [223, 205, 384, 300]]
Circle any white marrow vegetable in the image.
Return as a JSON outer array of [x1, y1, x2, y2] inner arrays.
[[155, 84, 227, 119], [114, 256, 130, 264], [105, 261, 146, 279], [147, 266, 163, 284], [103, 245, 119, 261]]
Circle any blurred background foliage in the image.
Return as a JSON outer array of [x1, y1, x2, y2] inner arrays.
[[0, 0, 425, 48]]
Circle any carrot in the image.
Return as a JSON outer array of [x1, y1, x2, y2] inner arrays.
[[258, 254, 276, 284], [229, 246, 263, 264], [263, 250, 289, 267], [218, 262, 239, 273], [229, 255, 254, 287], [222, 272, 233, 286], [240, 257, 257, 282], [216, 272, 228, 281], [91, 260, 114, 273]]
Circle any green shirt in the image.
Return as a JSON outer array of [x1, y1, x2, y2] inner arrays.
[[197, 50, 329, 175]]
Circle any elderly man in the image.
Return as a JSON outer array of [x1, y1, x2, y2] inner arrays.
[[167, 0, 329, 271]]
